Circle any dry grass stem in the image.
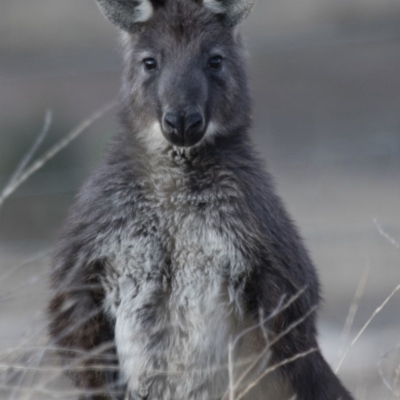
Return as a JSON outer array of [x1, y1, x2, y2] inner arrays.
[[230, 288, 306, 352], [377, 344, 400, 399], [228, 340, 234, 400], [236, 347, 317, 400], [0, 383, 120, 399], [0, 250, 51, 286], [0, 363, 121, 373], [232, 305, 317, 392], [373, 218, 400, 250], [336, 284, 400, 373], [0, 101, 117, 209], [221, 289, 317, 400], [4, 110, 52, 193], [338, 262, 370, 361]]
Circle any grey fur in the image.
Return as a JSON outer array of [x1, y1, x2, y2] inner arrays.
[[203, 0, 256, 26], [96, 0, 154, 32], [48, 1, 354, 399], [96, 0, 256, 31]]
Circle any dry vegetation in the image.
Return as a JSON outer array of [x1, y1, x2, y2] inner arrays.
[[0, 109, 399, 399]]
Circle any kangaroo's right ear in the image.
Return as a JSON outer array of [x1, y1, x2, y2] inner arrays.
[[96, 0, 154, 32]]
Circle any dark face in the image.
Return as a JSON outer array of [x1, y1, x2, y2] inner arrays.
[[122, 1, 251, 149]]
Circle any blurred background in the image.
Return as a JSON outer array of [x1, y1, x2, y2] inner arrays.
[[0, 0, 400, 398]]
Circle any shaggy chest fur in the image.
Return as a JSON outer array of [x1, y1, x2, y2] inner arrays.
[[100, 155, 286, 399]]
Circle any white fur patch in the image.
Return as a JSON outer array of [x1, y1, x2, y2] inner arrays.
[[135, 0, 154, 23], [203, 0, 256, 25], [205, 121, 219, 138], [140, 121, 221, 153], [203, 0, 225, 14], [138, 122, 169, 154]]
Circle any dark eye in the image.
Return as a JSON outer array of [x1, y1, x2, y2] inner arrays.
[[208, 55, 222, 70], [143, 58, 157, 71]]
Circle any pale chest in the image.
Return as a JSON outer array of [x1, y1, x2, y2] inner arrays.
[[102, 191, 252, 399], [99, 173, 293, 399]]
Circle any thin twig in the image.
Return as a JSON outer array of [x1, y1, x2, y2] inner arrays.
[[0, 363, 121, 373], [7, 340, 119, 398], [221, 295, 317, 400], [228, 340, 234, 400], [378, 344, 400, 396], [20, 347, 46, 400], [373, 218, 400, 250], [235, 305, 317, 391], [236, 348, 318, 400], [338, 262, 370, 361], [393, 364, 400, 400], [0, 101, 117, 208], [0, 249, 51, 284], [0, 383, 120, 399], [231, 288, 306, 351], [336, 284, 400, 373], [5, 110, 52, 190]]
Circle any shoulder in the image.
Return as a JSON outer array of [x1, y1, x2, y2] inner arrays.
[[56, 132, 141, 258], [228, 144, 320, 299]]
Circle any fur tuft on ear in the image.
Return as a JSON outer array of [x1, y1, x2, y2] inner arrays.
[[203, 0, 255, 26], [96, 0, 154, 32]]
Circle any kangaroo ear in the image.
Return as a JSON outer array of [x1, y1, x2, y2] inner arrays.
[[203, 0, 255, 26], [96, 0, 154, 31]]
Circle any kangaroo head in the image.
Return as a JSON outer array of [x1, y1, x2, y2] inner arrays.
[[96, 0, 255, 148]]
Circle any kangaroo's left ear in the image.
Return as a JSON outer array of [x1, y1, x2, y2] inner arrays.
[[203, 0, 256, 26], [96, 0, 154, 32]]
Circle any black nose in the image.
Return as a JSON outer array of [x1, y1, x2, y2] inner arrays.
[[162, 109, 205, 147]]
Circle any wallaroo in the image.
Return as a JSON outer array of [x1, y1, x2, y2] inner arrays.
[[48, 0, 354, 399]]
